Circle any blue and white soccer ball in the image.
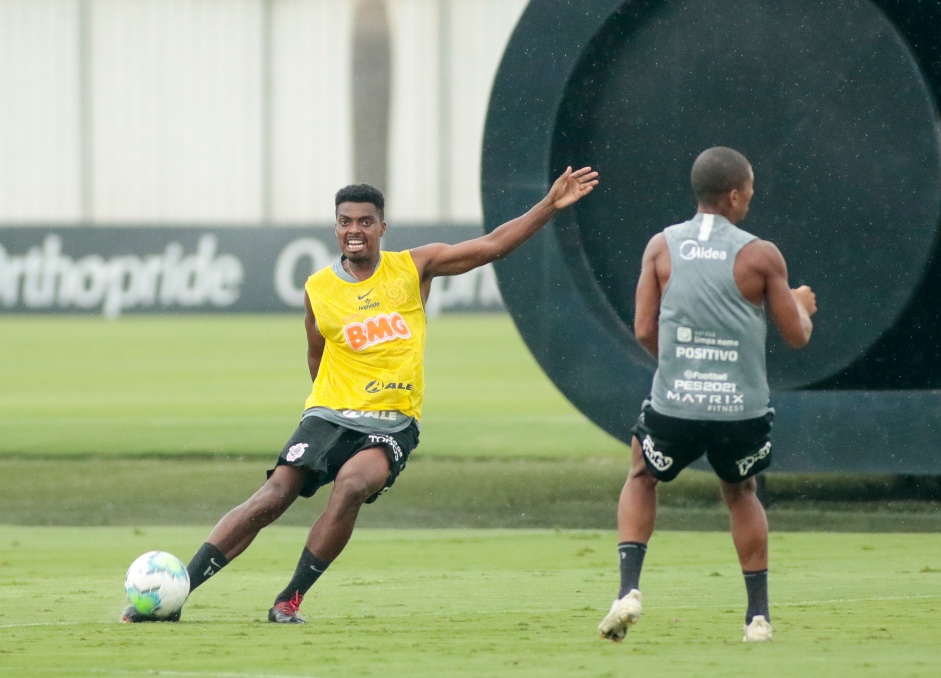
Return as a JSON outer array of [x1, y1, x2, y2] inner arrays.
[[124, 551, 190, 619]]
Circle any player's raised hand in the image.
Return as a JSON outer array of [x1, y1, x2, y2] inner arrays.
[[549, 166, 599, 210]]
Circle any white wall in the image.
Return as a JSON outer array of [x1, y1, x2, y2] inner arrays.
[[90, 0, 264, 223], [444, 0, 528, 222], [385, 0, 527, 223], [386, 0, 441, 222], [269, 0, 354, 224], [0, 0, 528, 226], [0, 0, 82, 222]]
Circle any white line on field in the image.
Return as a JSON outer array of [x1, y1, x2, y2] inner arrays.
[[770, 593, 941, 608], [0, 669, 323, 678], [2, 592, 939, 631], [634, 592, 941, 611]]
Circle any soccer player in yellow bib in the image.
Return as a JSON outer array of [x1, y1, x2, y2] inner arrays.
[[122, 165, 598, 624]]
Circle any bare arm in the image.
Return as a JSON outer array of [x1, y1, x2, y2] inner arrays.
[[634, 233, 668, 358], [779, 284, 815, 347], [755, 242, 816, 348], [304, 291, 326, 382], [409, 166, 599, 282]]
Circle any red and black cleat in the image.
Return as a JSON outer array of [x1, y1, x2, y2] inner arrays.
[[267, 592, 306, 624]]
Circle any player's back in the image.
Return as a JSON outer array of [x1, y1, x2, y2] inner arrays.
[[650, 213, 770, 421]]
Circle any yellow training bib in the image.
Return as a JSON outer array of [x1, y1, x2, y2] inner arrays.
[[304, 250, 426, 419]]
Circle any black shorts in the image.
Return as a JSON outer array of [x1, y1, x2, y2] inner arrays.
[[268, 416, 419, 503], [631, 403, 773, 483]]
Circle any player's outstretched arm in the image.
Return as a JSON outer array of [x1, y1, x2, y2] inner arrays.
[[410, 166, 599, 280]]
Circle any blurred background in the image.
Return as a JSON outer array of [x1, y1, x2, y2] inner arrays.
[[1, 0, 939, 526], [1, 0, 527, 227], [1, 0, 641, 531], [0, 0, 533, 320]]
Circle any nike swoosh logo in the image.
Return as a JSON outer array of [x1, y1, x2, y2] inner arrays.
[[357, 289, 374, 300], [310, 565, 324, 573], [210, 558, 221, 569]]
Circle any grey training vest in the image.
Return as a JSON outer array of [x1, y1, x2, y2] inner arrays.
[[650, 213, 770, 421]]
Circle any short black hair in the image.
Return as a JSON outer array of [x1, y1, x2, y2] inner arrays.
[[335, 184, 384, 219], [690, 147, 752, 206]]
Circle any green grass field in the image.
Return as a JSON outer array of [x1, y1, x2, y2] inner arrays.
[[1, 527, 939, 677], [0, 314, 622, 458], [2, 314, 940, 676], [1, 314, 938, 530]]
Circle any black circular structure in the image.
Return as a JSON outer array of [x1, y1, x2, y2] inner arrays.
[[482, 0, 941, 447]]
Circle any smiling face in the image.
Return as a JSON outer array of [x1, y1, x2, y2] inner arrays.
[[335, 202, 386, 264]]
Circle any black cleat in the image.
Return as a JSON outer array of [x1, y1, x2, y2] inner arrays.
[[268, 592, 306, 624], [122, 605, 181, 623]]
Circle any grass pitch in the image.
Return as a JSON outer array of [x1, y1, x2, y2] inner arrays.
[[1, 314, 940, 676], [0, 314, 622, 458], [1, 526, 939, 678], [2, 313, 940, 532]]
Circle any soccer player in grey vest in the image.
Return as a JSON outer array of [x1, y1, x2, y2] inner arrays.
[[598, 147, 817, 643]]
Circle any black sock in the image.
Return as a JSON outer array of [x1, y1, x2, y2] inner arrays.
[[186, 542, 229, 592], [274, 548, 331, 604], [617, 541, 647, 599], [743, 569, 770, 624]]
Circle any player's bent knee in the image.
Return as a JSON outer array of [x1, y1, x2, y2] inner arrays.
[[334, 454, 389, 501], [249, 469, 303, 514], [243, 490, 291, 521], [333, 468, 387, 503]]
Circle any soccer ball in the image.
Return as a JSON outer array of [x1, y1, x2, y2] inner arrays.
[[124, 551, 190, 619]]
